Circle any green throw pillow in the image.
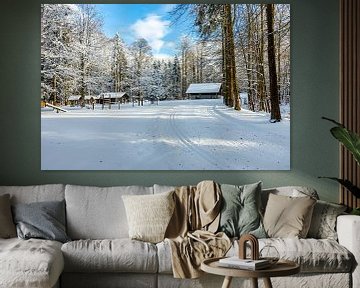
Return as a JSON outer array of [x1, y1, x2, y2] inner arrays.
[[218, 182, 266, 238]]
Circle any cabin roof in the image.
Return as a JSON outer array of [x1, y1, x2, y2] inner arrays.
[[98, 92, 129, 99], [186, 83, 222, 94]]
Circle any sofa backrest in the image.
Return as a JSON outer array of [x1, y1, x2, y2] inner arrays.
[[153, 184, 176, 194], [65, 184, 154, 240], [0, 184, 65, 204]]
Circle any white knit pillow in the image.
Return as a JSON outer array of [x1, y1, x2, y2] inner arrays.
[[122, 191, 175, 243]]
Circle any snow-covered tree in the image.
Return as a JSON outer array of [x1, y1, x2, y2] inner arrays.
[[112, 33, 130, 93], [130, 38, 153, 97], [41, 4, 79, 103], [72, 4, 105, 97]]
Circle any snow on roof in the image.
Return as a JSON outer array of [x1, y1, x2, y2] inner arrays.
[[98, 92, 128, 99], [68, 95, 95, 101], [68, 95, 81, 101], [186, 83, 222, 94]]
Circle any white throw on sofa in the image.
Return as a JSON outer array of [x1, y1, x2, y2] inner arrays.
[[0, 183, 359, 288]]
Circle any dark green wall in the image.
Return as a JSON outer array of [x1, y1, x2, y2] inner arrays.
[[0, 0, 340, 203]]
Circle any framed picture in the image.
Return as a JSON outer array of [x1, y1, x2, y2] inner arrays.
[[41, 3, 290, 170]]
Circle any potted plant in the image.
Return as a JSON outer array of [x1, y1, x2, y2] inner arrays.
[[320, 117, 360, 215]]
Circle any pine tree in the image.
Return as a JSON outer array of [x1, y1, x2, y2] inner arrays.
[[171, 55, 181, 99]]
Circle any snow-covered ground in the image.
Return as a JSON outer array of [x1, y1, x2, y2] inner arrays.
[[41, 99, 290, 170]]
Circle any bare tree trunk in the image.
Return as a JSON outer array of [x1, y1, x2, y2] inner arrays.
[[221, 7, 229, 106], [257, 4, 267, 112], [80, 53, 86, 98], [266, 4, 281, 121], [223, 4, 240, 110]]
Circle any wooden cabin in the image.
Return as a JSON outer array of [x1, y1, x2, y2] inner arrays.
[[186, 83, 222, 99]]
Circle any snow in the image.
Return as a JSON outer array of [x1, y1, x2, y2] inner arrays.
[[68, 95, 81, 101], [186, 83, 222, 94], [98, 92, 128, 99], [41, 99, 290, 170]]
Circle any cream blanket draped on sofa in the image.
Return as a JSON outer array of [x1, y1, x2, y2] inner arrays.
[[165, 181, 231, 279]]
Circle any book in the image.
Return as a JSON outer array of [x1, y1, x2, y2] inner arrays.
[[218, 257, 271, 270]]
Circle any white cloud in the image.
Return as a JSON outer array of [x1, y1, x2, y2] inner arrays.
[[131, 14, 170, 53]]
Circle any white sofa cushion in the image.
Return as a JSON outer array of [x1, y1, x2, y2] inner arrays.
[[65, 185, 153, 239], [157, 237, 353, 274], [0, 238, 63, 288], [232, 238, 353, 273], [61, 239, 158, 273], [0, 184, 65, 204]]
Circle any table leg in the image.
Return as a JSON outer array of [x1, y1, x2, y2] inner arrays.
[[251, 278, 258, 288], [263, 277, 273, 288], [221, 276, 233, 288]]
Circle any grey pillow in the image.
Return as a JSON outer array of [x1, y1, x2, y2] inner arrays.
[[12, 200, 70, 243], [218, 182, 266, 238], [0, 194, 16, 238], [307, 200, 347, 240]]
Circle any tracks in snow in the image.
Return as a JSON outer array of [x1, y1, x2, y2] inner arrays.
[[168, 110, 219, 169]]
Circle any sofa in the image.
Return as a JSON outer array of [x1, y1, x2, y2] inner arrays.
[[0, 183, 359, 288]]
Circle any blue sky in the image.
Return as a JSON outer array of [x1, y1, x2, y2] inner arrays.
[[96, 4, 193, 59]]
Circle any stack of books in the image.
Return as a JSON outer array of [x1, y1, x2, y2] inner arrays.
[[218, 257, 271, 270]]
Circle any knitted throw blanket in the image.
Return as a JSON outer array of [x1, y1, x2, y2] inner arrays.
[[165, 180, 231, 278]]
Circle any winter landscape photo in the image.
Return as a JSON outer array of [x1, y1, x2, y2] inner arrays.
[[41, 4, 291, 170]]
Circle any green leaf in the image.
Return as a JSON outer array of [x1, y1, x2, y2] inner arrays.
[[319, 177, 360, 198], [330, 126, 360, 165], [321, 116, 344, 127], [322, 117, 360, 165], [351, 208, 360, 215]]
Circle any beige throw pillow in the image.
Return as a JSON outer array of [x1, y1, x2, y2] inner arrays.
[[263, 193, 316, 238], [0, 194, 17, 238], [122, 191, 175, 243]]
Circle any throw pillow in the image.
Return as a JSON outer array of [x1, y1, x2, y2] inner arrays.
[[12, 200, 70, 243], [263, 193, 316, 238], [122, 190, 175, 243], [0, 194, 17, 238], [307, 200, 347, 240], [218, 182, 266, 238]]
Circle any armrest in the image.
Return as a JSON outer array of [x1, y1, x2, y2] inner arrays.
[[337, 215, 360, 288]]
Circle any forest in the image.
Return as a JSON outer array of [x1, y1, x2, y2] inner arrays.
[[41, 4, 290, 121]]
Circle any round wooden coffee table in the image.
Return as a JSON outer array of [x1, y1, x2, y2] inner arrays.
[[201, 257, 300, 288]]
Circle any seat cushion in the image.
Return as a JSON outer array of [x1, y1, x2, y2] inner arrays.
[[157, 238, 354, 274], [228, 238, 354, 273], [65, 185, 153, 239], [0, 238, 64, 288], [62, 239, 158, 273]]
